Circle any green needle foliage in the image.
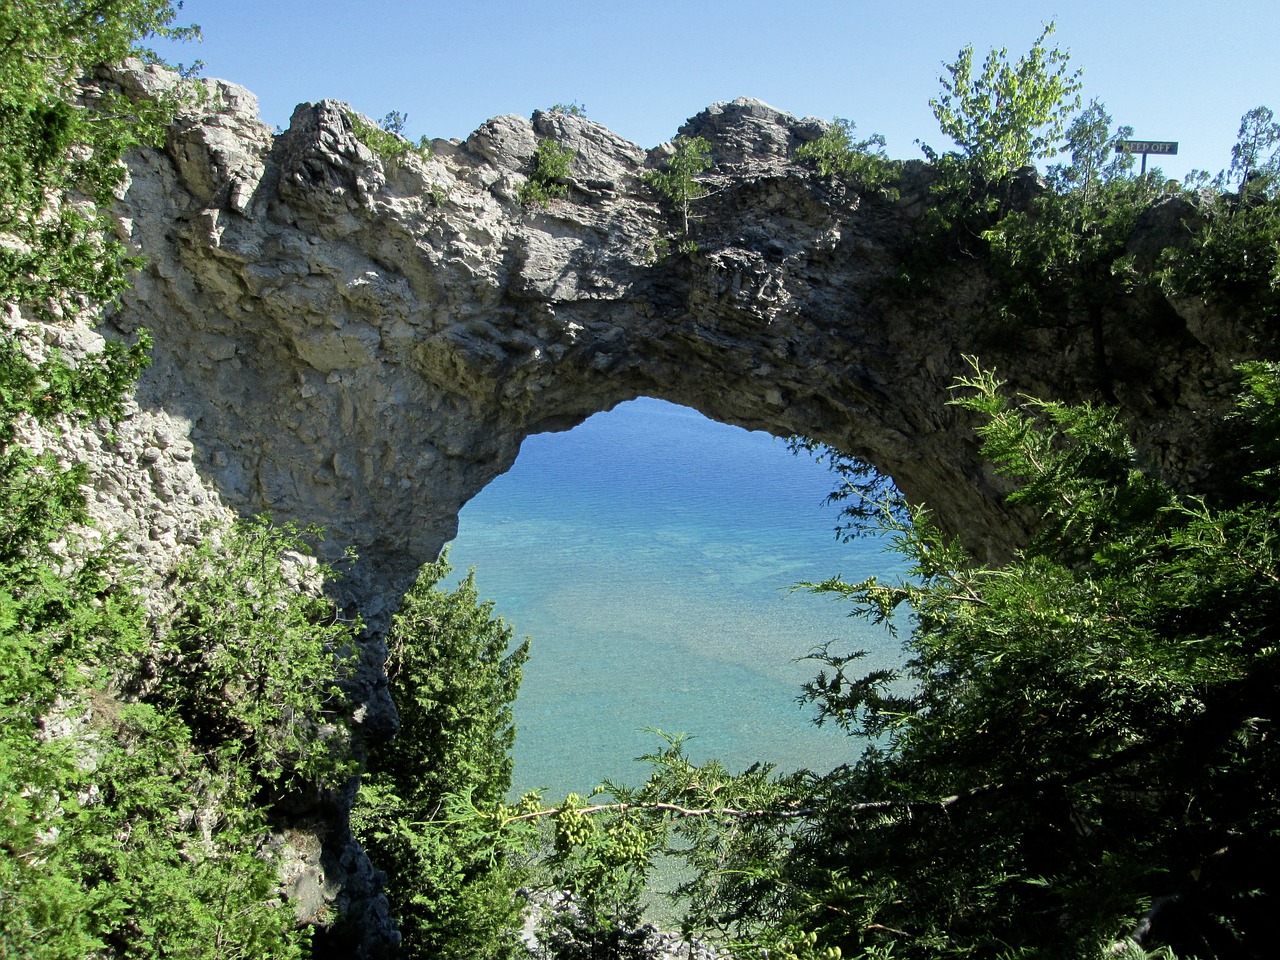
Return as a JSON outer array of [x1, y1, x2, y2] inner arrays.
[[787, 435, 908, 540], [353, 552, 530, 960], [512, 360, 1280, 960], [1, 465, 362, 954], [2, 5, 371, 956], [1, 512, 357, 957], [773, 361, 1280, 959], [149, 517, 360, 788], [0, 0, 198, 318]]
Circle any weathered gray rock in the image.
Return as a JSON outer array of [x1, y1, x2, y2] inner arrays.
[[104, 75, 1252, 599], [39, 63, 1272, 949]]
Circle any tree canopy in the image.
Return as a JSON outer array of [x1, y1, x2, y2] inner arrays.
[[926, 22, 1082, 182]]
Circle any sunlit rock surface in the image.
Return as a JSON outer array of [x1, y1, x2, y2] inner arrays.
[[101, 66, 1256, 607]]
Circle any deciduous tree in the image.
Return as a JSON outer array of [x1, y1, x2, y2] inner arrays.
[[645, 134, 712, 240], [926, 22, 1082, 183]]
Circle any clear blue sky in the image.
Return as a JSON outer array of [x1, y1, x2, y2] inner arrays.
[[151, 0, 1277, 179]]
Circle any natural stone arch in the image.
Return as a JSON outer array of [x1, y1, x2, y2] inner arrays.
[[102, 64, 1255, 628], [58, 64, 1273, 948]]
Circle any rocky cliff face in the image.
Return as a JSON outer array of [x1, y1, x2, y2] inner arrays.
[[45, 62, 1269, 946], [98, 65, 1257, 602]]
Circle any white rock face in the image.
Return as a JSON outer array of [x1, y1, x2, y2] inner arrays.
[[97, 77, 940, 609], [40, 63, 1265, 949]]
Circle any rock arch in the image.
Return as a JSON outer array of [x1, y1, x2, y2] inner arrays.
[[57, 64, 1273, 948], [103, 64, 1249, 622]]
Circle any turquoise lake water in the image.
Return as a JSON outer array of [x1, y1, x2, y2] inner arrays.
[[443, 397, 904, 796]]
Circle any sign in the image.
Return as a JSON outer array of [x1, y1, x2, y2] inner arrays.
[[1116, 140, 1179, 155]]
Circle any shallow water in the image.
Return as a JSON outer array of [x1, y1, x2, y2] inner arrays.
[[443, 397, 904, 795]]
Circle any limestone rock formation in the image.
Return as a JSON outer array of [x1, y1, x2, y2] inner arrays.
[[98, 67, 1255, 605], [40, 61, 1271, 947], [97, 73, 1218, 601]]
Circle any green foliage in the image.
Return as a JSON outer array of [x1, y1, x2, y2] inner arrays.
[[0, 331, 153, 662], [470, 733, 786, 959], [520, 137, 577, 207], [903, 23, 1086, 285], [1157, 105, 1280, 323], [1, 502, 358, 957], [0, 0, 197, 320], [527, 784, 656, 960], [354, 551, 530, 959], [926, 22, 1082, 183], [150, 517, 360, 787], [0, 465, 151, 957], [0, 8, 300, 954], [536, 773, 667, 955], [0, 5, 382, 957], [787, 436, 907, 540], [1229, 105, 1280, 194], [671, 361, 1280, 959], [922, 85, 1280, 408], [1048, 99, 1135, 201], [889, 27, 1090, 293], [380, 110, 410, 135], [913, 32, 1280, 368], [1232, 360, 1280, 488], [980, 169, 1162, 394], [1, 6, 195, 947], [382, 551, 527, 806], [70, 703, 313, 959], [347, 108, 430, 162], [794, 118, 900, 197], [644, 134, 712, 238], [2, 697, 316, 960], [0, 0, 174, 677], [483, 358, 1280, 960], [547, 101, 587, 117]]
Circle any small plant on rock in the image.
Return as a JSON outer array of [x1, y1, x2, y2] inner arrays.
[[644, 134, 712, 239], [520, 137, 577, 206], [547, 101, 587, 117], [794, 118, 899, 196], [346, 108, 430, 163]]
